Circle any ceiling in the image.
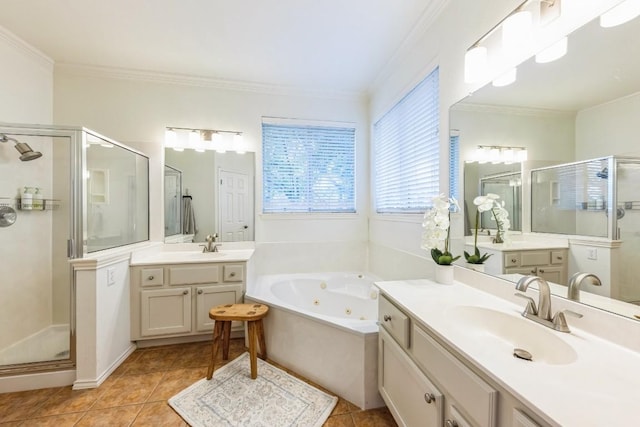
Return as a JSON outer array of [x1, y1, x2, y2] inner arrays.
[[0, 0, 440, 95]]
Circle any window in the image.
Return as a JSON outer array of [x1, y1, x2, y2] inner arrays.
[[262, 120, 356, 213], [373, 67, 439, 213], [449, 132, 460, 201]]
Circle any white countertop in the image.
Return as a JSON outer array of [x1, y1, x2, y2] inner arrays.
[[376, 279, 640, 426], [465, 239, 569, 251], [129, 242, 254, 266]]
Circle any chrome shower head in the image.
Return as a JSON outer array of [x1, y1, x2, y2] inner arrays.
[[0, 134, 42, 161]]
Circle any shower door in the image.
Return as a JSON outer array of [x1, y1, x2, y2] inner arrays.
[[614, 158, 640, 305], [0, 128, 76, 374]]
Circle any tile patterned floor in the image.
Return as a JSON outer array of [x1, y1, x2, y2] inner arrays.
[[0, 339, 398, 426]]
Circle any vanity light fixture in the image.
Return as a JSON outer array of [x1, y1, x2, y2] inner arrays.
[[535, 36, 568, 63], [472, 145, 528, 164], [600, 0, 640, 27], [464, 0, 564, 84], [164, 127, 247, 153]]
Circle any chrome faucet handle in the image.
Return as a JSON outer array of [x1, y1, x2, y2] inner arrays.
[[552, 309, 583, 333], [514, 292, 537, 316], [199, 244, 207, 253]]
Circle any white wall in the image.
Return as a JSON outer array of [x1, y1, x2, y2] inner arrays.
[[0, 28, 55, 350], [368, 0, 519, 279], [53, 70, 370, 272]]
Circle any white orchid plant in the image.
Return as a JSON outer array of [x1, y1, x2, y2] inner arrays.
[[466, 193, 510, 264], [421, 194, 460, 265]]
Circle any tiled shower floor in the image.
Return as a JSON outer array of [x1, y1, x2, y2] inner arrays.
[[0, 338, 397, 426]]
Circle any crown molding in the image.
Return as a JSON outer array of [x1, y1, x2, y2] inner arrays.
[[55, 62, 367, 101], [0, 25, 53, 71], [369, 0, 450, 92], [451, 101, 575, 117]]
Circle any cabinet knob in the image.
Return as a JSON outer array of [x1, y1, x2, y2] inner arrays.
[[511, 258, 517, 263], [423, 392, 435, 404], [197, 289, 203, 294], [557, 256, 563, 260], [147, 275, 154, 280], [531, 269, 536, 274], [183, 290, 189, 295], [445, 420, 459, 427], [539, 269, 545, 273], [383, 314, 392, 322], [229, 272, 236, 277]]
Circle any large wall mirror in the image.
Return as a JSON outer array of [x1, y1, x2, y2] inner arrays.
[[164, 148, 255, 243], [451, 13, 640, 320]]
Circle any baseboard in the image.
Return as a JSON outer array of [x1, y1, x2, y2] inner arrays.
[[72, 343, 136, 390]]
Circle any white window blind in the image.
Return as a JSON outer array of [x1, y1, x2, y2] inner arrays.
[[262, 121, 356, 213], [449, 133, 460, 201], [373, 67, 440, 213]]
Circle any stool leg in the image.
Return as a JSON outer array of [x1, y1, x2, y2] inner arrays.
[[247, 321, 258, 379], [222, 321, 231, 360], [206, 320, 224, 380], [256, 319, 267, 360]]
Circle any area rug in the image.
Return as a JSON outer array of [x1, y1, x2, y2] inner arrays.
[[168, 352, 338, 427]]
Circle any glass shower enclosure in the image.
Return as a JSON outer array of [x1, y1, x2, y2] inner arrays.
[[531, 156, 640, 304], [0, 123, 149, 376]]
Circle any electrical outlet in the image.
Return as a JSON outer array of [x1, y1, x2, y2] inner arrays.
[[107, 267, 116, 286], [587, 248, 598, 260]]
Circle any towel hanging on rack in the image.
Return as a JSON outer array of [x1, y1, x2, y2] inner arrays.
[[183, 195, 197, 235]]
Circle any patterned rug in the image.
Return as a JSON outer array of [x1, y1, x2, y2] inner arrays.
[[169, 352, 338, 427]]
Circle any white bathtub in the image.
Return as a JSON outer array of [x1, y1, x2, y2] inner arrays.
[[245, 272, 384, 410]]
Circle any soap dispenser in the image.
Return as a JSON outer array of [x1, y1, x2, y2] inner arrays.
[[32, 187, 43, 210], [21, 187, 32, 210]]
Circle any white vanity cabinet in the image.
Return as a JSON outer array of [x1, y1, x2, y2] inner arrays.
[[469, 245, 568, 285], [131, 262, 245, 340], [379, 294, 548, 427]]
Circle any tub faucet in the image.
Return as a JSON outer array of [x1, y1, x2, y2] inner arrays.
[[567, 272, 602, 302], [515, 275, 582, 333]]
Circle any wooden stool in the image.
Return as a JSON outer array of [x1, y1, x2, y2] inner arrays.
[[206, 303, 269, 380]]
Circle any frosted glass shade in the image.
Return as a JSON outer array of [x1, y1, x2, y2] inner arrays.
[[464, 46, 488, 83]]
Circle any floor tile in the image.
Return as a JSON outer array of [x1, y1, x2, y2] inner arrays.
[[131, 401, 187, 426], [32, 387, 101, 418], [351, 407, 397, 427], [19, 411, 84, 426], [91, 371, 164, 409], [146, 367, 205, 402], [1, 338, 398, 427], [324, 413, 356, 427], [75, 404, 143, 427]]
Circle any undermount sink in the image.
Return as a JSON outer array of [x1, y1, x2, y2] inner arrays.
[[446, 305, 578, 365]]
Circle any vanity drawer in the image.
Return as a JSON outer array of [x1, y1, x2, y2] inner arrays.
[[168, 265, 221, 285], [140, 268, 163, 287], [520, 251, 551, 266], [504, 252, 520, 267], [411, 324, 497, 427], [379, 295, 410, 349], [223, 264, 244, 282], [550, 250, 566, 265]]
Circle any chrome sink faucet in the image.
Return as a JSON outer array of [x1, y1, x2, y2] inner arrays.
[[514, 275, 583, 333], [567, 272, 602, 302], [201, 233, 221, 253], [516, 276, 552, 321]]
